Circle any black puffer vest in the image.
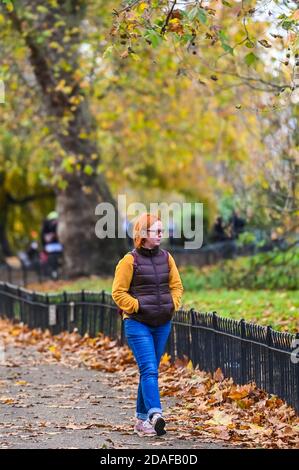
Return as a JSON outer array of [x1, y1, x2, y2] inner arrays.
[[125, 245, 175, 327]]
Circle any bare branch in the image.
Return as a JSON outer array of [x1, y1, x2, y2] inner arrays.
[[161, 0, 177, 35]]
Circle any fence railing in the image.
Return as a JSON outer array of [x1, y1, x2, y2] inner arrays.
[[0, 281, 298, 413], [0, 262, 45, 286]]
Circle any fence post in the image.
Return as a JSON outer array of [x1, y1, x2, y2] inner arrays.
[[240, 318, 246, 384], [190, 308, 195, 364], [45, 293, 49, 329], [99, 289, 104, 336], [295, 332, 299, 413], [63, 290, 68, 331], [31, 290, 36, 328], [266, 325, 274, 393], [2, 283, 10, 319], [212, 311, 218, 372], [81, 289, 86, 335], [17, 286, 22, 323]]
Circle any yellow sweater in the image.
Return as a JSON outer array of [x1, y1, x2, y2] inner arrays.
[[112, 251, 184, 320]]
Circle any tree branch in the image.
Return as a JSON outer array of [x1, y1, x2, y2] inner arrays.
[[161, 0, 177, 35], [7, 191, 54, 206]]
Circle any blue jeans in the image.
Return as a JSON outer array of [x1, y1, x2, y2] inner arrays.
[[124, 318, 172, 421]]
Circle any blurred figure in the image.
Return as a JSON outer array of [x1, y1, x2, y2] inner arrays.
[[210, 216, 228, 242], [41, 211, 59, 248], [18, 230, 40, 268], [40, 211, 63, 279], [27, 230, 40, 264], [228, 210, 246, 239]]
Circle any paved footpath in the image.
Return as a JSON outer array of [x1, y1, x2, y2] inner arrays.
[[0, 343, 234, 449]]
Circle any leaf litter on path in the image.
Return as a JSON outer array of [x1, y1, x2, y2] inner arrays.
[[0, 318, 298, 448]]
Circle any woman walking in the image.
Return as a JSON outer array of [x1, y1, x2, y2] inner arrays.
[[112, 213, 184, 437]]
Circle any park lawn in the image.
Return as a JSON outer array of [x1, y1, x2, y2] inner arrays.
[[182, 289, 299, 332], [27, 277, 299, 333]]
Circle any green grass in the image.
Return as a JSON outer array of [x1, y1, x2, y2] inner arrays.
[[27, 276, 299, 333], [182, 288, 299, 332]]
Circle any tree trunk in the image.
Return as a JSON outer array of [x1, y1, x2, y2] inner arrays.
[[5, 1, 128, 276]]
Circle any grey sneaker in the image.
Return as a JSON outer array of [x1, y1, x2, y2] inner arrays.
[[134, 419, 156, 437], [149, 413, 166, 436]]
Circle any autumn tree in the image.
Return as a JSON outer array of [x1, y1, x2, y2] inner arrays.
[[1, 0, 298, 269], [1, 0, 128, 276]]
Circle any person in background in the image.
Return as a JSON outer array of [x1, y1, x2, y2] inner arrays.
[[40, 211, 63, 279], [210, 216, 228, 243], [228, 210, 246, 239], [41, 211, 59, 248]]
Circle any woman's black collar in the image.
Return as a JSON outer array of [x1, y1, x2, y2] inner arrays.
[[136, 245, 160, 257]]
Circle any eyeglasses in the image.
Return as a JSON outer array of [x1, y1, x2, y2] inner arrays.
[[147, 229, 164, 236]]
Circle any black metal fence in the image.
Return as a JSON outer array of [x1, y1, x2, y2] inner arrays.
[[0, 262, 46, 286], [0, 281, 298, 413]]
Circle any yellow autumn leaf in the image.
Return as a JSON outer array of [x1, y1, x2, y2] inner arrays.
[[228, 387, 250, 400], [69, 95, 81, 105], [130, 53, 141, 62], [0, 396, 15, 404], [10, 327, 21, 336], [248, 423, 265, 433], [48, 345, 61, 360], [55, 79, 72, 94], [206, 410, 233, 426], [70, 155, 77, 164], [160, 352, 171, 364], [138, 2, 148, 13], [6, 2, 14, 13], [55, 79, 66, 91], [49, 42, 61, 50], [261, 180, 269, 189]]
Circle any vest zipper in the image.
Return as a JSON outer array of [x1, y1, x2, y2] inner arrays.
[[150, 256, 161, 313]]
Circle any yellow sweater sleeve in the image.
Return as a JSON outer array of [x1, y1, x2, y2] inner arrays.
[[168, 253, 184, 311], [111, 254, 139, 314]]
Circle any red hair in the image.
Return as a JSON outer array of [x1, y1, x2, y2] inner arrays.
[[133, 213, 161, 249]]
